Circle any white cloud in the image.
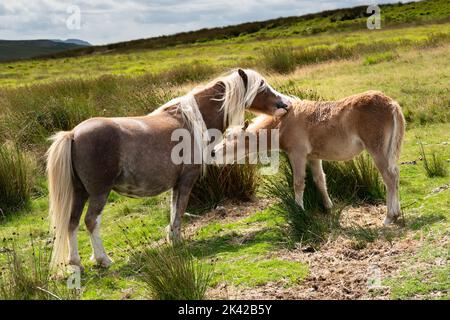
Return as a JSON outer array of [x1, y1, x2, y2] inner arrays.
[[0, 0, 411, 45]]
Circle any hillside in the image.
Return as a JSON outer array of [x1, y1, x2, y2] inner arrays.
[[0, 39, 88, 62], [5, 0, 450, 62]]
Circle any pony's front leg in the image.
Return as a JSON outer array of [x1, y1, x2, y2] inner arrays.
[[288, 152, 307, 210], [167, 170, 199, 242]]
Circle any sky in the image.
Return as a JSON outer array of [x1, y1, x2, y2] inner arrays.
[[0, 0, 410, 45]]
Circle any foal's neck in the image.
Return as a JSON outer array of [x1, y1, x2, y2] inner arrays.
[[194, 82, 226, 132]]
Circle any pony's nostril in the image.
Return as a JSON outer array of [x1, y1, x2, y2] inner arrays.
[[211, 150, 216, 158], [276, 101, 288, 109]]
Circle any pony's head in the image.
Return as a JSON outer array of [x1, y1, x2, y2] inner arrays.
[[216, 68, 292, 127]]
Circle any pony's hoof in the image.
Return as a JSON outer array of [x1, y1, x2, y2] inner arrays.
[[166, 225, 181, 243], [68, 263, 84, 273], [91, 254, 112, 268], [383, 215, 397, 226]]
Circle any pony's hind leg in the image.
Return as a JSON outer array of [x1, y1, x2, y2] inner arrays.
[[68, 188, 88, 269], [310, 159, 333, 210], [84, 193, 112, 267]]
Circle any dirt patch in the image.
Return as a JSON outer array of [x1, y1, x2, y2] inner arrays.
[[183, 198, 276, 238], [208, 204, 425, 300]]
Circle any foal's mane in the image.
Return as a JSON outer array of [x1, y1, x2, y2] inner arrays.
[[156, 69, 267, 171]]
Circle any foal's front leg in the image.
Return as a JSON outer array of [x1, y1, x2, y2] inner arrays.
[[310, 159, 333, 210], [288, 152, 307, 210]]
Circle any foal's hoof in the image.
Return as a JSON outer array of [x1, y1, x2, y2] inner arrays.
[[90, 254, 112, 268]]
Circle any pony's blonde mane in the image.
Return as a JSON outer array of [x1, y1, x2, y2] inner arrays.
[[159, 94, 209, 174], [155, 69, 266, 172], [208, 69, 267, 127]]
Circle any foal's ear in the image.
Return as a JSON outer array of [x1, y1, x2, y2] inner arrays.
[[243, 119, 250, 131], [238, 68, 248, 90]]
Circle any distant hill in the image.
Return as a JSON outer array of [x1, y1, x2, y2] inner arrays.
[[51, 39, 91, 46], [0, 39, 89, 62]]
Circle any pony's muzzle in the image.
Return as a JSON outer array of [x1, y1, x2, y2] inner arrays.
[[276, 100, 289, 109]]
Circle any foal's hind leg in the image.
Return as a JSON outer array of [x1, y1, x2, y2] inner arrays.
[[84, 193, 112, 267], [368, 152, 401, 225], [310, 159, 333, 210]]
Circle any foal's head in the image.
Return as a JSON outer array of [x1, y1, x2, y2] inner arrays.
[[211, 121, 254, 164]]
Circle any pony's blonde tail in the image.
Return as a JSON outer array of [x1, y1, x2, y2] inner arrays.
[[46, 131, 75, 270], [387, 101, 406, 171]]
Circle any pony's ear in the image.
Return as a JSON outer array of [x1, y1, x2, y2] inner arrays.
[[243, 119, 250, 131], [238, 69, 248, 90]]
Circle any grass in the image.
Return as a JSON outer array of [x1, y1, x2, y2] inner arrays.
[[363, 51, 399, 65], [188, 164, 259, 213], [1, 23, 449, 87], [0, 143, 35, 214], [0, 237, 79, 300], [130, 243, 213, 300], [419, 141, 448, 177]]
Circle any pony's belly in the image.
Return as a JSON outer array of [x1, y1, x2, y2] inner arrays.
[[112, 183, 168, 198]]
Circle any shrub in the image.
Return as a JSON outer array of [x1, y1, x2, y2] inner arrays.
[[161, 62, 217, 85], [0, 143, 35, 214], [188, 164, 259, 213], [363, 51, 399, 65], [324, 153, 386, 204], [0, 237, 79, 300], [263, 154, 339, 245], [419, 142, 448, 178], [273, 81, 323, 101], [261, 46, 297, 74], [131, 243, 213, 300], [263, 152, 385, 244]]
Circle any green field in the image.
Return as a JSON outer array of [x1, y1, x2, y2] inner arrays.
[[0, 0, 449, 300]]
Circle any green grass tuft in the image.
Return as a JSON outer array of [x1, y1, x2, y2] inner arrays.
[[419, 142, 448, 178], [261, 46, 297, 74], [0, 237, 79, 300], [0, 143, 35, 214], [130, 243, 213, 300]]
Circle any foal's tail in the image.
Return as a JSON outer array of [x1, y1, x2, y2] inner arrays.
[[46, 131, 75, 270], [387, 101, 405, 171]]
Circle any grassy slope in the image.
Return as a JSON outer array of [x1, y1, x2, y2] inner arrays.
[[0, 45, 448, 299], [0, 22, 449, 86]]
